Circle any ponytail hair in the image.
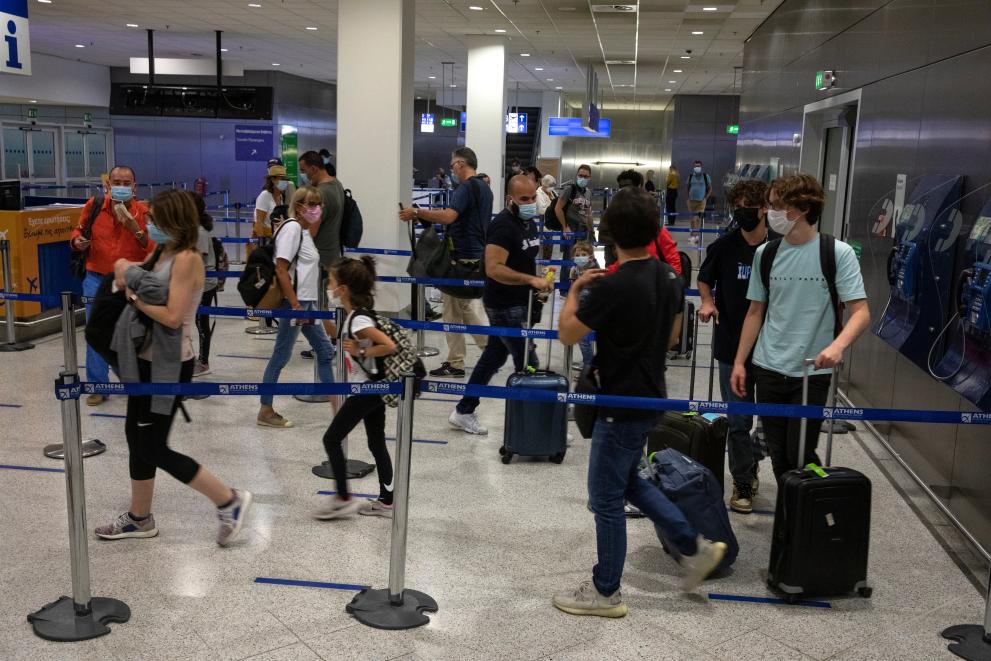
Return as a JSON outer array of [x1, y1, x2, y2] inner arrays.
[[331, 256, 377, 309]]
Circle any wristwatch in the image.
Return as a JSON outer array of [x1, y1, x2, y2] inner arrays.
[[127, 292, 139, 304], [134, 229, 145, 239]]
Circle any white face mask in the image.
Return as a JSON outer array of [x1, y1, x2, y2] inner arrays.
[[767, 208, 798, 236], [328, 287, 345, 310]]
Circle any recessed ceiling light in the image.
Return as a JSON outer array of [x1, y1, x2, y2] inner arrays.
[[220, 48, 229, 52], [673, 69, 682, 73], [555, 86, 563, 90], [428, 75, 436, 79], [681, 55, 691, 59], [28, 99, 37, 103], [469, 5, 484, 10], [126, 23, 139, 28], [494, 29, 506, 33], [664, 88, 672, 92], [520, 53, 530, 57], [74, 44, 85, 48], [248, 3, 261, 7], [692, 31, 704, 35], [702, 6, 718, 11], [37, 0, 52, 4], [450, 83, 457, 87], [272, 63, 280, 66], [535, 67, 543, 71], [669, 80, 677, 83], [416, 96, 422, 99], [305, 26, 318, 31], [546, 78, 553, 81]]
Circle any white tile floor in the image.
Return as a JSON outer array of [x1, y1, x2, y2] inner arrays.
[[0, 278, 986, 660]]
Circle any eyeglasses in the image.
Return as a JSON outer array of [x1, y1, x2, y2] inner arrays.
[[449, 159, 465, 169]]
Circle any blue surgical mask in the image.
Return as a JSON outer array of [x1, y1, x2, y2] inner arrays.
[[323, 157, 331, 165], [110, 186, 133, 202], [300, 172, 310, 185], [449, 169, 460, 185], [576, 177, 589, 188], [516, 202, 538, 220], [146, 222, 171, 245], [277, 180, 288, 191], [574, 255, 590, 268]]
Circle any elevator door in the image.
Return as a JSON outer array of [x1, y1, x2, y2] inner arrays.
[[820, 126, 851, 239]]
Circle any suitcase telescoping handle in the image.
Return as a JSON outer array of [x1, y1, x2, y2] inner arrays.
[[522, 288, 534, 370], [824, 361, 842, 466], [799, 358, 841, 470], [689, 307, 699, 399]]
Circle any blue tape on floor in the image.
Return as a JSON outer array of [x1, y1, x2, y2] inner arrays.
[[707, 592, 831, 608], [90, 413, 126, 419], [385, 437, 449, 445], [0, 403, 23, 408], [317, 491, 379, 498], [217, 354, 270, 360], [0, 464, 65, 474], [254, 577, 369, 591], [726, 506, 775, 517]]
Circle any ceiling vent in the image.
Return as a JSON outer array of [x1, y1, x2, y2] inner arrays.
[[590, 4, 638, 13]]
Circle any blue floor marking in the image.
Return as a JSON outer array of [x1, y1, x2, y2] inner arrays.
[[708, 592, 831, 608], [0, 403, 23, 408], [726, 506, 775, 517], [317, 491, 379, 498], [217, 354, 270, 360], [0, 464, 65, 474], [385, 437, 449, 445], [90, 413, 126, 419], [254, 577, 369, 592]]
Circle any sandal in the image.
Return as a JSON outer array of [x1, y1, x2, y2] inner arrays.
[[257, 413, 294, 428]]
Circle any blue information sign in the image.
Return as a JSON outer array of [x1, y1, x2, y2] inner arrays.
[[234, 125, 274, 162]]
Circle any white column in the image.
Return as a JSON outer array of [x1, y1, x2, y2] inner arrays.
[[336, 0, 414, 312], [465, 36, 507, 204], [538, 90, 563, 160]]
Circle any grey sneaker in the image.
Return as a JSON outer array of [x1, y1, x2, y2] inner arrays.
[[95, 512, 158, 540], [217, 488, 252, 547], [552, 580, 627, 618], [313, 495, 365, 520], [359, 499, 394, 518], [679, 535, 727, 591], [449, 410, 488, 435]]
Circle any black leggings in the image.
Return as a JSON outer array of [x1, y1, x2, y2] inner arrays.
[[322, 395, 393, 502], [753, 365, 831, 481], [125, 359, 200, 483], [196, 288, 217, 363], [665, 188, 678, 223]]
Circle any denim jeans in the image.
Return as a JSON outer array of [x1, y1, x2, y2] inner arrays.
[[455, 304, 537, 415], [260, 300, 335, 406], [717, 360, 762, 486], [83, 271, 110, 384], [578, 334, 594, 367], [588, 415, 698, 596]]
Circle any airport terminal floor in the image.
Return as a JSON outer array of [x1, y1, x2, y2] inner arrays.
[[0, 281, 986, 661]]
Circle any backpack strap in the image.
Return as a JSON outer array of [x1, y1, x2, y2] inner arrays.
[[819, 233, 843, 338], [759, 237, 782, 296], [272, 218, 304, 291], [81, 190, 105, 239], [345, 308, 384, 380]]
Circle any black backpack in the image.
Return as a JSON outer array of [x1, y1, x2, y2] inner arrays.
[[759, 233, 843, 337], [237, 220, 302, 307], [340, 188, 363, 249], [84, 246, 163, 369], [211, 236, 229, 291], [70, 190, 105, 280]]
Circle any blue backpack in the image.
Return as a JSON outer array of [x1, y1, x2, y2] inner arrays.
[[643, 448, 739, 574]]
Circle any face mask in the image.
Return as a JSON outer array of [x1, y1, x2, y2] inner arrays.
[[734, 207, 762, 232], [516, 202, 538, 220], [693, 167, 702, 174], [767, 208, 797, 236], [300, 172, 310, 185], [302, 206, 322, 223], [576, 177, 589, 188], [573, 255, 591, 268], [328, 287, 345, 310], [449, 169, 460, 185], [277, 180, 288, 191], [110, 186, 133, 202], [146, 222, 171, 245], [323, 157, 331, 165]]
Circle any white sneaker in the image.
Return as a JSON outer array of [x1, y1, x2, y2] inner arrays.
[[313, 495, 365, 520], [449, 410, 488, 435], [678, 535, 727, 591]]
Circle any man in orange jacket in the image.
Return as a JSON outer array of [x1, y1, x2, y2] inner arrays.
[[69, 166, 155, 406]]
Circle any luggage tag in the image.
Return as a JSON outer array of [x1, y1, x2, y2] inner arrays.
[[700, 413, 721, 423], [804, 463, 829, 478]]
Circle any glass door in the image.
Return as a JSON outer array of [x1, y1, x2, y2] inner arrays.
[[65, 130, 109, 198]]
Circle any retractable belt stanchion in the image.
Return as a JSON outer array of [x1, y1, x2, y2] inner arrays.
[[312, 306, 375, 480], [414, 283, 438, 358], [28, 293, 130, 641], [232, 199, 244, 265], [824, 363, 841, 465], [0, 239, 35, 352], [347, 373, 438, 629], [295, 284, 332, 404], [943, 565, 991, 660]]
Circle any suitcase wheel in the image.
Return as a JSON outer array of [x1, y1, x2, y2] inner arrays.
[[858, 586, 873, 599], [498, 446, 507, 456], [784, 593, 801, 605], [501, 453, 513, 465], [550, 452, 566, 464]]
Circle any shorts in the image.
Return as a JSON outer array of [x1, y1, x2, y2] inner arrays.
[[687, 199, 707, 213]]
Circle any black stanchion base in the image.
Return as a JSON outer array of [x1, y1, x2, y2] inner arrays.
[[943, 624, 991, 660], [0, 341, 35, 352], [346, 588, 437, 630], [294, 394, 331, 404], [312, 459, 376, 480], [43, 439, 107, 460], [28, 596, 130, 641]]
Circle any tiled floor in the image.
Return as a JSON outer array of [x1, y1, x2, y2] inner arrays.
[[0, 278, 987, 660]]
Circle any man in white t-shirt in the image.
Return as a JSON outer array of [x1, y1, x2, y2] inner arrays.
[[257, 190, 337, 429]]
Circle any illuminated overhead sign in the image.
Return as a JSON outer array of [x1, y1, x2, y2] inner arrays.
[[726, 124, 739, 135], [506, 112, 527, 134], [419, 113, 434, 133], [548, 117, 612, 138], [1, 0, 31, 76], [815, 70, 836, 91], [440, 117, 457, 127]]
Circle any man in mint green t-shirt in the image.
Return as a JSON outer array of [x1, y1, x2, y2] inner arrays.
[[731, 174, 870, 481]]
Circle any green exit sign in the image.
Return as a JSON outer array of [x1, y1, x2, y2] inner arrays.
[[84, 112, 93, 123], [726, 124, 739, 135], [440, 118, 457, 127], [27, 107, 38, 119], [816, 70, 836, 91]]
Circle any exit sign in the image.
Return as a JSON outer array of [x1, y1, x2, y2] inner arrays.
[[726, 124, 739, 135], [816, 70, 836, 91], [27, 107, 37, 119], [440, 117, 457, 127], [84, 112, 93, 123]]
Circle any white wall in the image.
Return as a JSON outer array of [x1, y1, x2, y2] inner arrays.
[[0, 52, 110, 107], [465, 36, 507, 200]]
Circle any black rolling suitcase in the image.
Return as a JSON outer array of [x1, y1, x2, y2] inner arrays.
[[648, 313, 727, 491], [767, 360, 872, 602], [500, 291, 569, 464], [669, 299, 695, 359]]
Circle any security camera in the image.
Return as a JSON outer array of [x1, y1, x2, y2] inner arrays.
[[685, 49, 693, 54]]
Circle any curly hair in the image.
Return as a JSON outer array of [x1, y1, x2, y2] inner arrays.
[[331, 256, 377, 309], [728, 179, 768, 208], [776, 173, 825, 225]]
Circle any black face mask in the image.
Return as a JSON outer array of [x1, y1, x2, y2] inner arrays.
[[734, 207, 763, 232]]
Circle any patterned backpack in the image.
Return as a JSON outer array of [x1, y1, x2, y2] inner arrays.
[[348, 309, 426, 407]]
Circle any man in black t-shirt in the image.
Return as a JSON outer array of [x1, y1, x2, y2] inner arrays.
[[697, 179, 774, 515], [448, 175, 552, 436], [553, 188, 727, 619]]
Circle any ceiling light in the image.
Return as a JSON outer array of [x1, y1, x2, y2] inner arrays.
[[74, 44, 85, 48], [428, 75, 436, 79], [416, 96, 422, 99], [664, 88, 672, 92], [702, 6, 718, 11], [681, 55, 691, 59], [450, 83, 457, 87], [673, 69, 682, 73], [126, 23, 139, 28], [494, 29, 506, 33], [469, 5, 484, 10], [248, 3, 261, 7], [558, 6, 576, 10], [305, 26, 318, 31], [535, 67, 543, 71], [555, 86, 563, 90], [28, 99, 37, 103], [692, 31, 704, 35], [220, 48, 229, 52], [605, 59, 636, 65], [37, 0, 52, 3], [546, 78, 553, 81], [520, 53, 530, 57], [669, 80, 677, 83], [272, 63, 280, 66]]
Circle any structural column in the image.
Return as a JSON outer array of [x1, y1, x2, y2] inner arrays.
[[465, 36, 507, 202], [336, 0, 415, 312]]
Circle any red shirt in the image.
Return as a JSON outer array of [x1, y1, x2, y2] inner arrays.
[[606, 227, 682, 276], [69, 196, 155, 275]]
